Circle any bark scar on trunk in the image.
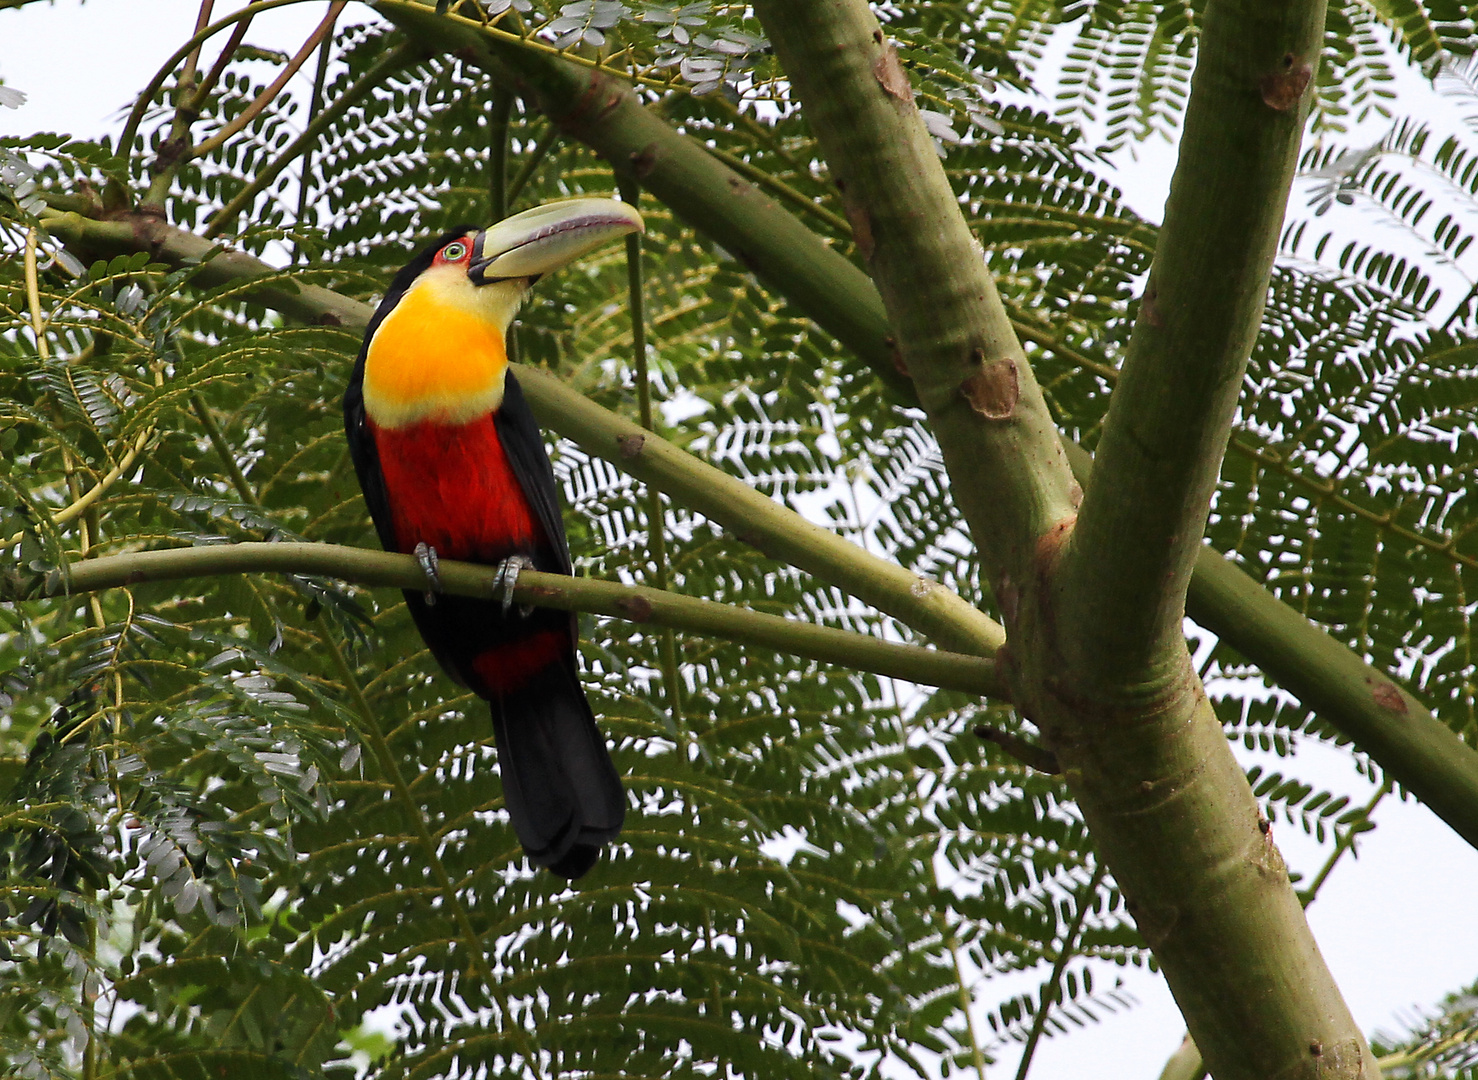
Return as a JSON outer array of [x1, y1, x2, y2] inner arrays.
[[1260, 54, 1313, 112], [872, 42, 914, 104], [960, 355, 1019, 419]]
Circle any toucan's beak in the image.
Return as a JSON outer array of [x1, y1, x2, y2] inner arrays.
[[468, 198, 644, 285]]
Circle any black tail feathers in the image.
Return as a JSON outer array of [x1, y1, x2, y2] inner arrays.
[[489, 663, 624, 880]]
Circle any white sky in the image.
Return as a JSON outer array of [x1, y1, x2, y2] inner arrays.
[[3, 3, 1476, 1079]]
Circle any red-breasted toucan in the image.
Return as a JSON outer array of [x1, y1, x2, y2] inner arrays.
[[343, 199, 643, 879]]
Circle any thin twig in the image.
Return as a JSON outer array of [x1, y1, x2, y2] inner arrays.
[[707, 92, 813, 179], [6, 542, 1006, 698], [489, 90, 512, 221], [140, 9, 258, 209], [191, 394, 259, 506], [205, 41, 419, 239], [117, 0, 316, 160], [140, 0, 217, 206], [291, 18, 336, 262], [192, 15, 255, 114], [188, 2, 347, 162], [0, 428, 153, 549], [180, 1, 218, 90], [505, 120, 557, 207], [23, 228, 50, 360], [490, 91, 518, 363], [1014, 863, 1108, 1080], [7, 255, 157, 541], [947, 925, 990, 1080], [1227, 435, 1478, 575], [469, 14, 682, 92], [703, 143, 853, 238], [618, 176, 685, 729], [1015, 314, 1471, 576], [73, 470, 111, 1080], [1299, 778, 1391, 907]]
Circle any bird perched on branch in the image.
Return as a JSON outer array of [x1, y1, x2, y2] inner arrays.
[[343, 199, 642, 879]]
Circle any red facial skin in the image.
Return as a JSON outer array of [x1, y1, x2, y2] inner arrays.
[[430, 234, 476, 270]]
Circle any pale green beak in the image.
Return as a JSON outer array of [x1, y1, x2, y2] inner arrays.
[[468, 198, 644, 284]]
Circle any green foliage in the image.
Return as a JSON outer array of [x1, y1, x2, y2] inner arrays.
[[1243, 764, 1376, 843], [0, 0, 1475, 1076], [1372, 978, 1478, 1079]]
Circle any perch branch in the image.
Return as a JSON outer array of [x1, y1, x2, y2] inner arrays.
[[0, 542, 1003, 698]]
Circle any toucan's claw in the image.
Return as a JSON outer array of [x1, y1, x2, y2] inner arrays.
[[496, 554, 535, 616], [415, 542, 442, 605]]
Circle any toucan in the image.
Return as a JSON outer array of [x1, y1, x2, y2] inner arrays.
[[343, 199, 643, 879]]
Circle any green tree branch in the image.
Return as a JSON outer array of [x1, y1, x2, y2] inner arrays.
[[751, 1, 1080, 582], [1065, 439, 1478, 851], [39, 210, 1004, 657], [116, 0, 324, 164], [1061, 0, 1326, 682], [374, 0, 915, 400], [37, 187, 1478, 850], [1013, 863, 1108, 1080], [0, 542, 1002, 698], [617, 177, 684, 727]]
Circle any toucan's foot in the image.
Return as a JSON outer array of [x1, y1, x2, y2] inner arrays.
[[496, 554, 535, 616], [414, 542, 442, 605]]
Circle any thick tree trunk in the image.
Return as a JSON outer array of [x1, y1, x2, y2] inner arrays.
[[750, 1, 1379, 1077]]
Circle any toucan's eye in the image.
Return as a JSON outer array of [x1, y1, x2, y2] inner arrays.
[[441, 241, 468, 262]]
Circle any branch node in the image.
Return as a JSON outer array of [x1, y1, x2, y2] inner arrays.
[[630, 143, 659, 179], [0, 568, 47, 602], [155, 135, 189, 169], [616, 433, 646, 458], [1124, 897, 1178, 946], [843, 196, 875, 261], [1140, 284, 1163, 328], [884, 334, 908, 377], [995, 574, 1020, 627], [1036, 516, 1076, 572]]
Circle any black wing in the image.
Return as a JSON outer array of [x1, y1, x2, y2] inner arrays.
[[495, 371, 574, 576], [342, 352, 399, 553]]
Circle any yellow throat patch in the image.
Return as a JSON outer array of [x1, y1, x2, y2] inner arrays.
[[361, 264, 524, 428]]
